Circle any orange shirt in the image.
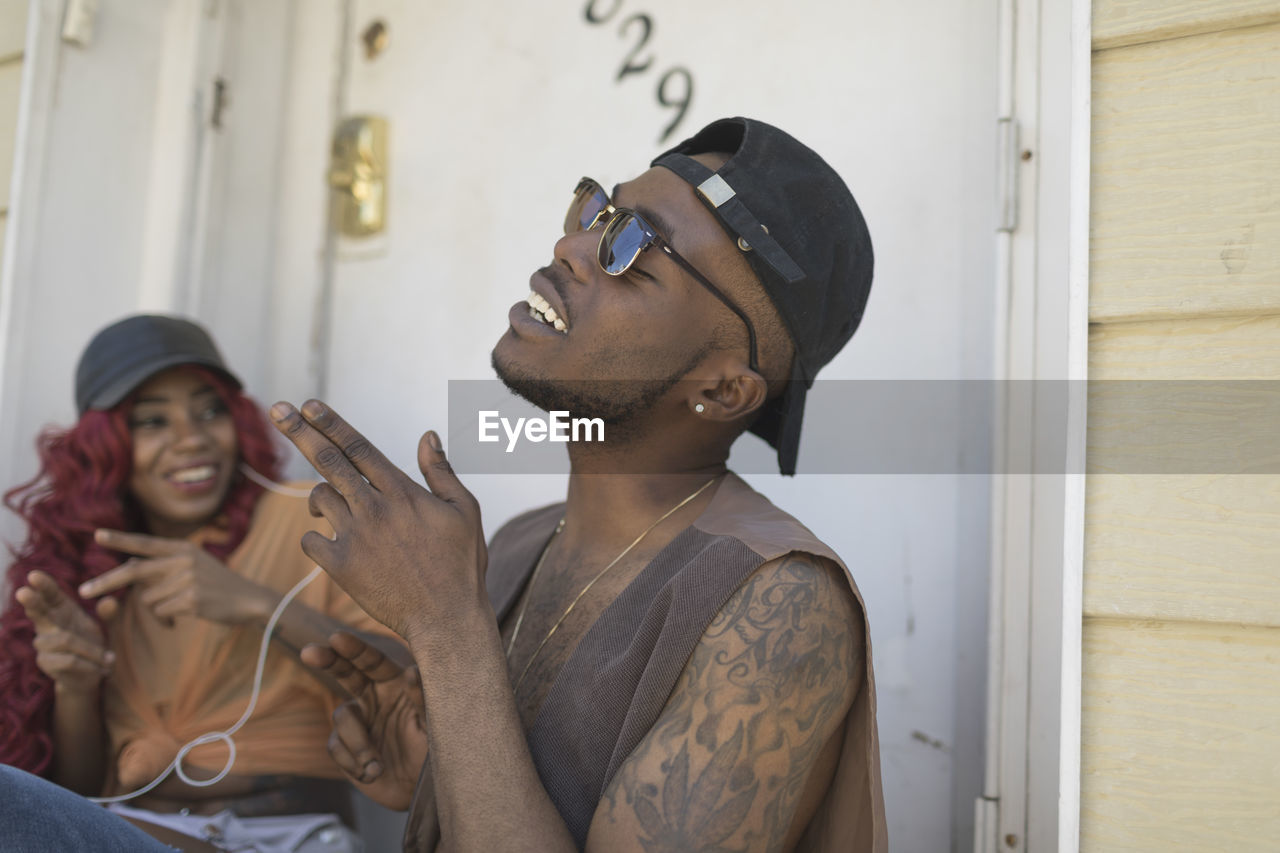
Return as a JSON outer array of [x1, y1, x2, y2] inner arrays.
[[101, 484, 388, 793]]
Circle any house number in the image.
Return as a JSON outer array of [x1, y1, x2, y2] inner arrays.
[[582, 1, 695, 143]]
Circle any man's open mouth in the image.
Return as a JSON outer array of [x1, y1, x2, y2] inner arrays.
[[526, 291, 568, 333]]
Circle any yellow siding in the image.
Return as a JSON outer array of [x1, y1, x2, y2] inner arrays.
[[0, 0, 22, 276], [1085, 4, 1280, 851], [1085, 474, 1280, 626], [0, 0, 27, 62], [1087, 319, 1280, 627], [1091, 23, 1280, 323], [1094, 0, 1280, 49], [1089, 314, 1280, 380], [0, 58, 21, 212], [1081, 619, 1280, 852]]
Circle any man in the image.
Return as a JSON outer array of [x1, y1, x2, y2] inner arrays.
[[272, 117, 886, 852]]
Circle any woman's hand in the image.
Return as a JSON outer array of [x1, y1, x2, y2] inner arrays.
[[302, 631, 429, 811], [80, 531, 275, 627], [15, 570, 117, 694]]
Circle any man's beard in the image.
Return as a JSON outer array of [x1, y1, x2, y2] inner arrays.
[[491, 344, 710, 438]]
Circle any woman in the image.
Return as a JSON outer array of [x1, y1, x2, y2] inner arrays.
[[0, 314, 394, 851]]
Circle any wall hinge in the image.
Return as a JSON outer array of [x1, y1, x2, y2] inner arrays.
[[975, 796, 1000, 853], [997, 117, 1019, 233], [211, 77, 229, 129]]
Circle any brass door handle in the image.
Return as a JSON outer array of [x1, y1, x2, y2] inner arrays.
[[329, 116, 388, 236]]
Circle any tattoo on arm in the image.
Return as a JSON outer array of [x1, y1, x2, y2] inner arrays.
[[597, 555, 864, 852]]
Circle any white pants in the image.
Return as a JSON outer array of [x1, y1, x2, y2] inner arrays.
[[108, 803, 364, 853]]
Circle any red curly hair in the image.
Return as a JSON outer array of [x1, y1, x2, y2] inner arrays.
[[0, 366, 282, 775]]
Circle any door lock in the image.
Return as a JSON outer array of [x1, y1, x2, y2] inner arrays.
[[328, 116, 388, 237]]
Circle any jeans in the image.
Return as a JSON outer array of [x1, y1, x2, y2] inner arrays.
[[0, 764, 173, 852]]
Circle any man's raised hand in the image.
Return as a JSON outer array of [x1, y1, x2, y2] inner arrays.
[[268, 400, 488, 645]]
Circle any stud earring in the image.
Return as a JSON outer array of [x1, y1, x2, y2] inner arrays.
[[694, 403, 705, 413]]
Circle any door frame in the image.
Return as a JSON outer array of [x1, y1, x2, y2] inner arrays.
[[977, 0, 1089, 850]]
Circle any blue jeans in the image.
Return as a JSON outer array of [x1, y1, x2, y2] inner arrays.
[[0, 765, 174, 852]]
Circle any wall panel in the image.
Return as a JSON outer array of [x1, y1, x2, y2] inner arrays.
[[1091, 24, 1280, 323], [1094, 0, 1280, 49], [1081, 618, 1280, 851]]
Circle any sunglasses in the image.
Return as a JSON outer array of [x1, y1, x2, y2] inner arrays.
[[564, 177, 760, 373]]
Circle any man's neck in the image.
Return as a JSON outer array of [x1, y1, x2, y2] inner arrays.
[[560, 438, 728, 548]]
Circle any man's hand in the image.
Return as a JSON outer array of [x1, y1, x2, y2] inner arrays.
[[81, 531, 275, 627], [268, 400, 488, 645], [302, 631, 428, 810], [15, 571, 117, 695]]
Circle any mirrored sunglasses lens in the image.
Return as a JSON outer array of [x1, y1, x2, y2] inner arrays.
[[599, 213, 649, 274], [565, 183, 609, 234]]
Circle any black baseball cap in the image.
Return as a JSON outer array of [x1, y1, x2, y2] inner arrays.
[[653, 117, 874, 475], [75, 314, 241, 414]]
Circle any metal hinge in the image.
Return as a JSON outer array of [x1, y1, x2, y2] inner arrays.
[[997, 117, 1019, 233], [975, 796, 1000, 853], [211, 77, 229, 129]]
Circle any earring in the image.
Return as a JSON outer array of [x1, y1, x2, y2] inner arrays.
[[694, 403, 705, 413]]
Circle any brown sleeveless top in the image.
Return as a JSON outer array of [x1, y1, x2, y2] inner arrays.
[[403, 473, 886, 852]]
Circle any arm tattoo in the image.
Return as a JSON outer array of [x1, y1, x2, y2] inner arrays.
[[600, 555, 863, 852]]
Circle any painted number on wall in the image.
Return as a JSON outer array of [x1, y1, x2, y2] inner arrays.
[[582, 0, 695, 143]]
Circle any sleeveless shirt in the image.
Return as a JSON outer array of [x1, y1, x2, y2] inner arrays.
[[403, 473, 886, 852]]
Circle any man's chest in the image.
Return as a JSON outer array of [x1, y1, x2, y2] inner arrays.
[[499, 549, 658, 729]]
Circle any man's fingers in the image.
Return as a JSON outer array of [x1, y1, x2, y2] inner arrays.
[[329, 632, 402, 682], [403, 665, 426, 716], [308, 482, 351, 526], [327, 727, 363, 781], [268, 402, 380, 498], [300, 642, 337, 669], [417, 431, 473, 509], [301, 641, 370, 696], [298, 400, 406, 494], [299, 531, 343, 574], [93, 529, 186, 559], [331, 703, 381, 778]]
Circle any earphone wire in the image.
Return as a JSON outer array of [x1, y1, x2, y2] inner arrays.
[[239, 463, 316, 497], [88, 467, 322, 804]]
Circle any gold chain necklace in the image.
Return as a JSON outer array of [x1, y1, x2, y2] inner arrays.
[[505, 476, 720, 693]]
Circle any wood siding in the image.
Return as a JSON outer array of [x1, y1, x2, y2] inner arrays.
[[1094, 0, 1280, 49], [1084, 3, 1280, 850], [0, 0, 25, 274], [1085, 3, 1280, 845], [1081, 619, 1280, 850], [1091, 22, 1280, 323]]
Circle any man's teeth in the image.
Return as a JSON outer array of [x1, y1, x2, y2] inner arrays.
[[526, 291, 568, 333], [171, 465, 216, 484]]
